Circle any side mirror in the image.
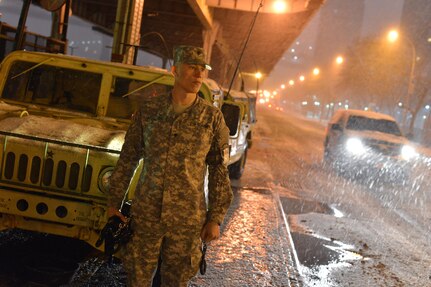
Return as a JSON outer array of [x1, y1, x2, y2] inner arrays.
[[221, 103, 240, 137]]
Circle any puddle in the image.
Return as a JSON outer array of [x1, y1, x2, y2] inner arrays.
[[292, 231, 368, 286], [279, 196, 333, 215], [329, 204, 344, 218], [292, 232, 365, 267], [278, 196, 369, 286]]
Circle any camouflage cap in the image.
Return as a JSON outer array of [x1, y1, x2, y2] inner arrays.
[[173, 45, 212, 70]]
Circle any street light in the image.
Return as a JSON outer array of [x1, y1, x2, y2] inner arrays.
[[387, 30, 399, 42], [335, 55, 344, 65], [387, 29, 417, 131], [272, 0, 288, 13]]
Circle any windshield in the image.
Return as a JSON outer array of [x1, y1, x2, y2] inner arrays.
[[106, 77, 171, 119], [346, 115, 402, 136], [2, 61, 102, 114]]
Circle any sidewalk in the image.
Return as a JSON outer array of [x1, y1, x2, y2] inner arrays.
[[190, 184, 299, 287]]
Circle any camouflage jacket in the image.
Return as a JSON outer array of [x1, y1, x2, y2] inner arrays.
[[108, 93, 233, 227]]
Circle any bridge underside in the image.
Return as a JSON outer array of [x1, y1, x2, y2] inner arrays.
[[40, 0, 325, 89]]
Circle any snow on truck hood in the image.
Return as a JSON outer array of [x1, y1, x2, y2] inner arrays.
[[0, 106, 126, 151]]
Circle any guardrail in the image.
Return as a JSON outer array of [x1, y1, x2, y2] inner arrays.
[[0, 21, 67, 61]]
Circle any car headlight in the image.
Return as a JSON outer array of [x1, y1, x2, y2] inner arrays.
[[98, 167, 114, 193], [401, 145, 417, 160], [345, 138, 366, 155]]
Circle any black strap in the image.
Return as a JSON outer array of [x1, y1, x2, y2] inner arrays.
[[199, 241, 207, 275]]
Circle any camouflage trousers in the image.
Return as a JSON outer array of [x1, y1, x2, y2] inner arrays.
[[121, 217, 202, 287]]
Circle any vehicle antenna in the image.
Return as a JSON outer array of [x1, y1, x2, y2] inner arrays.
[[226, 0, 264, 98]]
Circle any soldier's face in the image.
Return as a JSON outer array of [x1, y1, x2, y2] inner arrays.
[[173, 63, 207, 94]]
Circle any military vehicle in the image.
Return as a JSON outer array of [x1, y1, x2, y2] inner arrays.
[[0, 50, 246, 250], [223, 89, 257, 179]]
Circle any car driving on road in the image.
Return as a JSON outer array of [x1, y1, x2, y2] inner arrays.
[[323, 109, 417, 183]]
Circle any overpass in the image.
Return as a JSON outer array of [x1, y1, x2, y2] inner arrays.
[[7, 0, 325, 90]]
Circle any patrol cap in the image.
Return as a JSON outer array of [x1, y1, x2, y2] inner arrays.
[[173, 45, 212, 70]]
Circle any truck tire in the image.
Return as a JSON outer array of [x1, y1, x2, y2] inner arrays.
[[228, 149, 247, 179]]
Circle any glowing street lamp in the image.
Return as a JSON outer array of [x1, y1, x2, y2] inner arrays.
[[272, 0, 287, 13], [288, 79, 295, 86], [387, 30, 399, 43], [313, 67, 320, 76], [335, 55, 344, 65], [299, 75, 305, 82], [255, 71, 262, 79]]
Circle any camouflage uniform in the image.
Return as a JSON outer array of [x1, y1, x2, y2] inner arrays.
[[108, 90, 233, 286]]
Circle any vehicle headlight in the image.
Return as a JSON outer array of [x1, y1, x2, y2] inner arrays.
[[98, 167, 114, 193], [401, 145, 417, 160], [345, 138, 366, 155]]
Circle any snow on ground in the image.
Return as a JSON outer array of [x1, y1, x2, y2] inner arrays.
[[235, 105, 431, 286]]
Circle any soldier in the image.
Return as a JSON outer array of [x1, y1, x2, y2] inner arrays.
[[107, 45, 233, 286]]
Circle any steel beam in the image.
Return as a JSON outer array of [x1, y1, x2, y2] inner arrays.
[[186, 0, 213, 30]]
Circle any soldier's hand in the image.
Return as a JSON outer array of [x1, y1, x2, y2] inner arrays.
[[200, 221, 220, 242], [107, 206, 127, 223]]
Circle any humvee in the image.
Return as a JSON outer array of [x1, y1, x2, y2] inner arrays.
[[0, 51, 244, 250], [223, 89, 257, 179]]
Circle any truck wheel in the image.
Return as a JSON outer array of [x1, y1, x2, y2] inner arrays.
[[228, 149, 247, 179]]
